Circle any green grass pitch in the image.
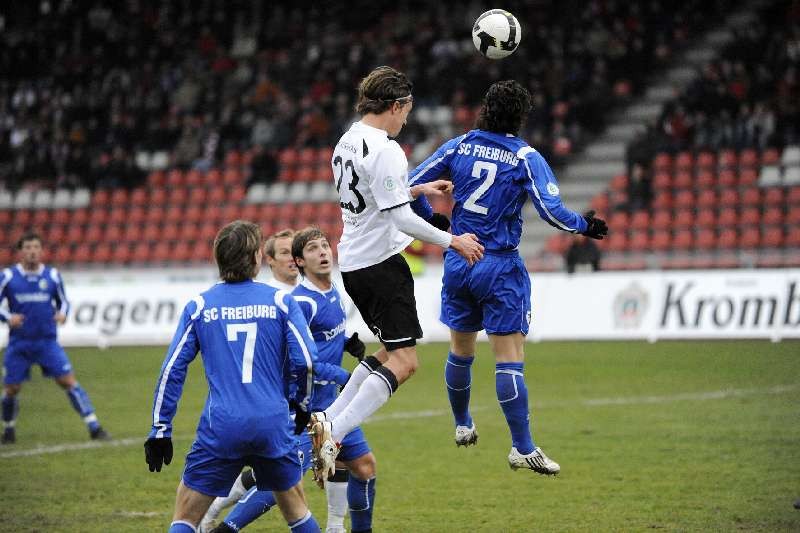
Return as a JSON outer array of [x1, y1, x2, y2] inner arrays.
[[0, 341, 798, 532]]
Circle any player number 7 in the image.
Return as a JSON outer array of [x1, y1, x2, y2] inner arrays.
[[464, 161, 497, 215], [226, 323, 257, 383]]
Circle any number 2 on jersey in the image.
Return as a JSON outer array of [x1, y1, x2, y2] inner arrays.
[[333, 155, 367, 214], [227, 323, 257, 383], [464, 161, 497, 215]]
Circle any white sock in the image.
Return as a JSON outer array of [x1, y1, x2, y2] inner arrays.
[[325, 480, 348, 532], [203, 473, 247, 522], [331, 372, 391, 442], [324, 361, 374, 421]]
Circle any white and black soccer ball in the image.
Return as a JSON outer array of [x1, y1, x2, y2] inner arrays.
[[472, 9, 521, 60]]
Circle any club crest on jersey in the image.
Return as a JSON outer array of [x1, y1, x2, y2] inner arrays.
[[546, 182, 560, 196], [384, 176, 396, 191], [38, 279, 48, 290]]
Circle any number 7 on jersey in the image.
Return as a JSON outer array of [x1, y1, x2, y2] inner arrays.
[[227, 323, 257, 383]]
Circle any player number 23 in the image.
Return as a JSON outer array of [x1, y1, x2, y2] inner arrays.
[[464, 161, 497, 215], [227, 323, 257, 383]]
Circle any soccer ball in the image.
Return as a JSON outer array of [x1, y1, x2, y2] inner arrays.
[[472, 9, 521, 60]]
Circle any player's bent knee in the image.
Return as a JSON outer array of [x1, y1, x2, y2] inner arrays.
[[273, 483, 310, 523], [55, 373, 77, 389], [348, 453, 376, 480]]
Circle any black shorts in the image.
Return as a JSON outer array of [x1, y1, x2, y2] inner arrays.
[[342, 254, 423, 351]]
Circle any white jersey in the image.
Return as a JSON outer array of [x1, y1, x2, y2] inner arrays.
[[332, 121, 415, 272]]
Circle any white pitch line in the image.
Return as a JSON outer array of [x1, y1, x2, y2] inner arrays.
[[2, 384, 797, 459]]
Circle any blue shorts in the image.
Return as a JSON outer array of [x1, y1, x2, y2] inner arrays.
[[440, 250, 532, 336], [182, 441, 303, 497], [297, 425, 370, 472], [3, 339, 72, 385]]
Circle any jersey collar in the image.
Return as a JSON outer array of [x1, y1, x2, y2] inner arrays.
[[300, 277, 334, 295], [16, 263, 44, 276], [353, 120, 389, 138]]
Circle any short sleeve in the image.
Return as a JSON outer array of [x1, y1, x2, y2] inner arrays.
[[367, 142, 413, 211]]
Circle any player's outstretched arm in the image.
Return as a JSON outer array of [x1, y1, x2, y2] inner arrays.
[[521, 148, 589, 234]]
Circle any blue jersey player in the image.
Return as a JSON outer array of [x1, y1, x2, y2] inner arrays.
[[144, 221, 322, 533], [0, 232, 109, 444], [206, 227, 375, 533], [409, 81, 608, 475]]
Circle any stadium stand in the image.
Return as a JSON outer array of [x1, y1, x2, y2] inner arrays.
[[2, 0, 796, 270]]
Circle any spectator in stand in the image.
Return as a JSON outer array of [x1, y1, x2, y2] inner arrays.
[[626, 163, 652, 212], [565, 235, 601, 274]]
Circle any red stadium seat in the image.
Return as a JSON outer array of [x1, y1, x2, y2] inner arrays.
[[653, 152, 672, 172], [206, 169, 224, 186], [739, 149, 758, 168], [279, 149, 299, 167], [147, 206, 166, 224], [66, 225, 84, 245], [147, 170, 166, 187], [672, 208, 695, 229], [317, 147, 334, 165], [696, 170, 715, 189], [608, 211, 630, 229], [47, 225, 66, 244], [604, 232, 628, 252], [672, 230, 693, 250], [166, 169, 185, 187], [590, 192, 610, 213], [629, 211, 650, 230], [128, 206, 147, 225], [72, 208, 89, 225], [91, 189, 111, 207], [695, 228, 716, 249], [88, 208, 108, 226], [142, 223, 160, 242], [786, 206, 800, 225], [787, 186, 800, 204], [168, 188, 188, 205], [652, 172, 672, 190], [761, 148, 780, 165], [696, 151, 716, 170], [108, 207, 128, 225], [651, 209, 672, 228], [738, 168, 758, 187], [673, 171, 693, 190], [628, 230, 650, 251], [123, 223, 142, 243], [208, 186, 226, 205], [651, 230, 671, 251], [545, 234, 571, 255], [295, 165, 315, 183], [786, 229, 800, 247], [104, 224, 123, 242], [223, 168, 243, 185], [673, 189, 694, 209], [762, 207, 784, 226], [161, 222, 180, 242], [228, 186, 246, 204], [717, 228, 738, 249], [225, 150, 242, 168], [762, 226, 784, 248], [717, 169, 737, 189], [197, 222, 218, 242], [718, 189, 740, 208], [172, 241, 191, 262], [188, 187, 207, 204], [72, 243, 92, 263], [111, 243, 132, 264], [695, 209, 716, 228], [763, 188, 784, 206], [33, 209, 51, 226], [718, 149, 737, 169], [675, 151, 694, 171], [739, 227, 761, 249], [185, 169, 204, 186], [131, 242, 151, 263], [740, 187, 761, 207], [92, 243, 112, 263], [696, 189, 717, 209], [299, 148, 316, 166], [0, 210, 11, 226], [651, 190, 673, 210], [164, 206, 184, 224], [313, 163, 331, 181], [129, 188, 147, 207], [110, 188, 129, 207], [717, 207, 738, 227], [54, 245, 71, 265], [184, 205, 204, 223], [151, 242, 171, 262], [740, 207, 761, 226], [610, 174, 628, 192], [149, 187, 168, 206]]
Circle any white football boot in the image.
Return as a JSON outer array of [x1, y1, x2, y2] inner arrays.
[[454, 424, 479, 447], [508, 446, 560, 476]]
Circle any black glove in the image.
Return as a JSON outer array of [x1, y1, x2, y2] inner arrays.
[[343, 333, 365, 361], [429, 212, 451, 232], [582, 210, 608, 240], [290, 402, 311, 435], [144, 437, 173, 472]]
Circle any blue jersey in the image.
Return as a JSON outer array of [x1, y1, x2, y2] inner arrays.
[[292, 279, 350, 412], [149, 280, 316, 459], [409, 130, 588, 250], [0, 264, 69, 341]]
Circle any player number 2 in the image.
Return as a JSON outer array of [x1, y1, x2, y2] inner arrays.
[[464, 161, 497, 215], [226, 323, 257, 383]]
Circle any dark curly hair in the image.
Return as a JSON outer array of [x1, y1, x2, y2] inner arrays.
[[355, 66, 413, 115], [475, 80, 532, 136]]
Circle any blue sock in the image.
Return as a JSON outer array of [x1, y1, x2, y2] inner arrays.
[[66, 384, 99, 431], [445, 353, 474, 427], [348, 476, 376, 532], [495, 362, 535, 454], [2, 394, 18, 427], [223, 487, 276, 529], [288, 511, 320, 532], [167, 521, 195, 532]]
